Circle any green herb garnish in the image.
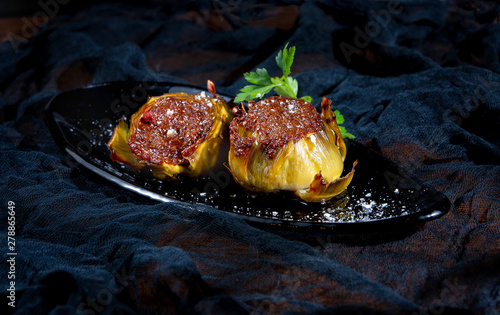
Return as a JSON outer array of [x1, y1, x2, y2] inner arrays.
[[234, 43, 355, 140], [334, 109, 356, 140], [234, 43, 312, 103]]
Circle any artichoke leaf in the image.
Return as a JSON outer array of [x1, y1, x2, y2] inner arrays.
[[231, 127, 345, 194], [184, 136, 226, 178], [108, 118, 146, 170], [321, 97, 347, 161], [295, 160, 357, 203]]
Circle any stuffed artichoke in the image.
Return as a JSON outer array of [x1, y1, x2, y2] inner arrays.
[[228, 96, 356, 202], [108, 80, 232, 180]]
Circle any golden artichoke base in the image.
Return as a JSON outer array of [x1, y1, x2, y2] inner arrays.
[[228, 97, 357, 203], [295, 160, 357, 203], [229, 126, 356, 203]]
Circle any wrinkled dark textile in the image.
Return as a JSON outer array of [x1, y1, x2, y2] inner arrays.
[[1, 0, 499, 314]]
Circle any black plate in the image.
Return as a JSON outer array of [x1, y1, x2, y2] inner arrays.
[[44, 81, 450, 231]]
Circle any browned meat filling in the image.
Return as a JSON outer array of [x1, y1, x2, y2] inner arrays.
[[128, 97, 213, 165], [230, 96, 322, 159]]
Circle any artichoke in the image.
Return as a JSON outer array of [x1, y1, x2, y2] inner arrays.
[[228, 96, 356, 202], [108, 80, 232, 180]]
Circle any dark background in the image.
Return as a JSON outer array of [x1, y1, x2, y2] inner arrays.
[[0, 0, 499, 314], [0, 0, 165, 17]]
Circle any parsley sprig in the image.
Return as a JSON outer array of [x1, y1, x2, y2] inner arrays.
[[334, 110, 355, 140], [234, 43, 312, 104], [234, 43, 355, 140]]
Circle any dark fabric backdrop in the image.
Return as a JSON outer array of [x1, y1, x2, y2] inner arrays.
[[1, 0, 499, 314]]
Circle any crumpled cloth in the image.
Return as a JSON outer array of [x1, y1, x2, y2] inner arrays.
[[1, 0, 499, 314]]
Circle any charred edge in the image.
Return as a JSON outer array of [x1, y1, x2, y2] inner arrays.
[[207, 80, 217, 98]]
